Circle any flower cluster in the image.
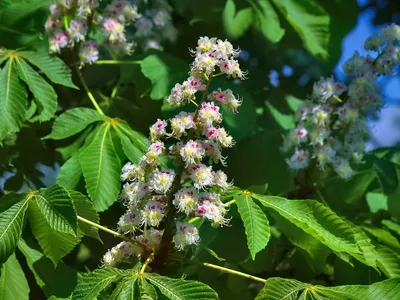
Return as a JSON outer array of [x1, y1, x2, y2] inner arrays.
[[102, 37, 246, 267], [282, 23, 400, 180], [45, 0, 177, 65]]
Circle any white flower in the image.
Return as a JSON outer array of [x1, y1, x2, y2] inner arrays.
[[203, 140, 226, 166], [120, 182, 149, 206], [49, 31, 69, 53], [103, 18, 125, 42], [135, 229, 163, 249], [141, 200, 165, 227], [213, 170, 232, 191], [170, 112, 196, 138], [173, 222, 200, 250], [198, 102, 222, 127], [172, 188, 199, 215], [189, 164, 214, 190], [333, 157, 353, 180], [118, 211, 140, 233], [149, 169, 175, 194], [79, 41, 99, 65], [67, 19, 87, 44], [145, 141, 165, 165], [286, 149, 310, 170], [180, 140, 205, 166], [150, 119, 168, 141]]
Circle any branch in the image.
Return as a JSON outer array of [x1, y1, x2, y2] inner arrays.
[[199, 261, 266, 283], [95, 60, 142, 65], [77, 215, 148, 250], [74, 65, 105, 115]]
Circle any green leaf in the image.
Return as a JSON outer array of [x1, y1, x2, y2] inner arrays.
[[273, 213, 331, 272], [139, 277, 158, 300], [375, 245, 400, 278], [249, 0, 285, 43], [374, 159, 398, 194], [0, 193, 28, 264], [0, 254, 29, 300], [252, 194, 360, 255], [141, 53, 188, 100], [31, 184, 78, 236], [28, 200, 80, 265], [114, 119, 149, 162], [15, 57, 57, 122], [72, 268, 129, 300], [110, 266, 140, 300], [234, 193, 270, 260], [17, 50, 78, 89], [361, 226, 400, 253], [366, 193, 388, 214], [255, 277, 306, 300], [255, 277, 400, 300], [18, 239, 77, 298], [79, 123, 121, 211], [266, 102, 295, 130], [56, 154, 83, 190], [68, 190, 101, 242], [346, 222, 377, 268], [325, 168, 376, 205], [271, 0, 330, 59], [222, 0, 253, 40], [0, 57, 28, 141], [144, 273, 219, 300], [44, 108, 105, 140]]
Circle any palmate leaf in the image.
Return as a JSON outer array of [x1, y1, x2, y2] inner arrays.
[[0, 254, 30, 300], [15, 57, 57, 122], [0, 193, 29, 264], [44, 108, 106, 140], [255, 277, 400, 300], [79, 123, 121, 211], [0, 57, 28, 141], [28, 199, 80, 266], [18, 239, 77, 298], [252, 194, 361, 256], [234, 193, 270, 260], [68, 190, 101, 241], [72, 268, 129, 300], [222, 0, 253, 40], [31, 184, 78, 236], [17, 50, 78, 89], [271, 0, 330, 59], [144, 273, 219, 300]]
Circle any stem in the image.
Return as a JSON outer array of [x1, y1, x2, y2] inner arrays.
[[77, 216, 147, 250], [199, 262, 266, 283], [140, 252, 154, 275], [315, 186, 330, 209], [95, 60, 142, 65], [74, 65, 105, 115]]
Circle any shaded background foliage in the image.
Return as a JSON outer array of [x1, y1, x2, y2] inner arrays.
[[1, 0, 400, 299]]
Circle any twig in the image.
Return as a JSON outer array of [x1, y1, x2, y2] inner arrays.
[[74, 64, 105, 115], [95, 60, 142, 65], [77, 216, 147, 250]]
